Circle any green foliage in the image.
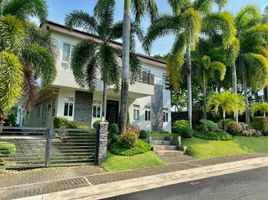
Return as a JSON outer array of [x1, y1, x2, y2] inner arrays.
[[109, 123, 119, 135], [252, 117, 268, 135], [0, 142, 16, 156], [5, 107, 18, 126], [226, 121, 242, 136], [139, 130, 149, 139], [111, 139, 152, 156], [206, 91, 245, 119], [218, 119, 234, 130], [126, 124, 140, 135], [93, 120, 101, 129], [173, 120, 192, 138], [250, 102, 268, 117], [120, 132, 138, 149], [0, 51, 23, 113], [53, 117, 89, 129], [199, 119, 218, 132], [193, 131, 233, 141]]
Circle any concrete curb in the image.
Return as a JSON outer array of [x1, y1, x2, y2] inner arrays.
[[17, 156, 268, 200]]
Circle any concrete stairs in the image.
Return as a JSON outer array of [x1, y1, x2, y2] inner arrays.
[[150, 136, 195, 164]]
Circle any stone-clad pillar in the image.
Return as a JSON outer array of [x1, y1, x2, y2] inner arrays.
[[97, 121, 108, 164]]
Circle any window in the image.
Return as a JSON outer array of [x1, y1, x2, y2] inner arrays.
[[61, 43, 74, 70], [63, 97, 74, 117], [133, 105, 140, 121], [163, 108, 168, 122], [145, 106, 151, 121], [93, 101, 101, 118]]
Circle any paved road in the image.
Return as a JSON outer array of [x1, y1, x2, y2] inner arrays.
[[105, 167, 268, 200]]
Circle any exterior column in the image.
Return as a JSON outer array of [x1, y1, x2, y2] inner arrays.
[[96, 121, 108, 164]]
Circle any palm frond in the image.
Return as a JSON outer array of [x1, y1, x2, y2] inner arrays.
[[71, 40, 98, 88], [210, 61, 226, 81], [129, 52, 142, 84], [131, 0, 158, 23], [3, 0, 48, 22], [167, 53, 184, 91], [143, 15, 180, 53], [0, 51, 23, 113], [94, 0, 115, 17], [65, 11, 98, 34]]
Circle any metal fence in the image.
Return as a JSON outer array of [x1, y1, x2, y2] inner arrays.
[[0, 127, 97, 169]]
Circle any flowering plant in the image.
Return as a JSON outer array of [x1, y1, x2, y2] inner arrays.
[[0, 114, 7, 122]]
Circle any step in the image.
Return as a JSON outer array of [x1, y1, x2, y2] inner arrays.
[[153, 145, 177, 151], [151, 140, 172, 145], [155, 150, 184, 157], [151, 136, 172, 141]]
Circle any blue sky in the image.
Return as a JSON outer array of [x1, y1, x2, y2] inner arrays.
[[46, 0, 268, 56]]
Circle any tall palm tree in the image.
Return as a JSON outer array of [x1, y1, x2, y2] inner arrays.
[[0, 0, 54, 114], [232, 5, 268, 123], [65, 1, 141, 122], [143, 0, 235, 128]]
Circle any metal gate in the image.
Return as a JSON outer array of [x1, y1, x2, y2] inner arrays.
[[0, 127, 97, 169]]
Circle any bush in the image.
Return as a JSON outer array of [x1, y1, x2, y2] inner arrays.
[[93, 120, 101, 129], [252, 117, 268, 135], [53, 117, 89, 129], [111, 139, 152, 156], [120, 132, 138, 149], [126, 124, 140, 135], [173, 120, 192, 138], [0, 142, 16, 156], [193, 131, 233, 141], [239, 123, 262, 137], [227, 121, 242, 136], [218, 119, 234, 130], [109, 123, 119, 135], [199, 119, 218, 132], [139, 130, 148, 139]]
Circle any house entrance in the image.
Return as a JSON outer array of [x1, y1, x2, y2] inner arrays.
[[106, 100, 119, 124]]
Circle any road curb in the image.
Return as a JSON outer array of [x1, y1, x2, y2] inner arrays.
[[17, 156, 268, 200]]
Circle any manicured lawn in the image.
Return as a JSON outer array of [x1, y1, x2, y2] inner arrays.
[[149, 132, 177, 137], [182, 136, 268, 159], [101, 151, 165, 172]]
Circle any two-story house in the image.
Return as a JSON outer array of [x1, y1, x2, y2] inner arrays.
[[21, 21, 172, 133]]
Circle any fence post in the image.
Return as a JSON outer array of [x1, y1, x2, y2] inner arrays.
[[96, 121, 108, 165], [45, 128, 53, 167]]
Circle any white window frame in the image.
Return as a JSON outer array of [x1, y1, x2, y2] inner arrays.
[[133, 105, 140, 121], [63, 97, 75, 118], [145, 106, 151, 121], [61, 42, 75, 70], [163, 108, 169, 122], [93, 101, 102, 118]]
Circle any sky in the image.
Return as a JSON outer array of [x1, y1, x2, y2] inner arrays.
[[45, 0, 268, 56]]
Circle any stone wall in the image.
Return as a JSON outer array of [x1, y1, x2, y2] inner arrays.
[[97, 121, 108, 164], [151, 84, 163, 132], [74, 91, 93, 126]]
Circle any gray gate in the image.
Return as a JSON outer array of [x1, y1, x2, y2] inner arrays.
[[0, 127, 97, 169]]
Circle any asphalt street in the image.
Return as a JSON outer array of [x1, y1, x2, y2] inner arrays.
[[104, 166, 268, 200]]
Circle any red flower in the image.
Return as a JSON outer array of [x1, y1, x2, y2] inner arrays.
[[0, 114, 7, 122]]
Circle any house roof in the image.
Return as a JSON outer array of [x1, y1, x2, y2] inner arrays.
[[40, 20, 167, 66]]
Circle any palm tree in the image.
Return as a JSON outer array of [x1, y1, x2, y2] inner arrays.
[[206, 91, 245, 121], [251, 102, 268, 117], [192, 47, 227, 119], [143, 0, 236, 128], [0, 0, 53, 113], [65, 1, 141, 122], [234, 5, 268, 122]]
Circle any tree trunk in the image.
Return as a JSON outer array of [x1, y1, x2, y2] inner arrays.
[[119, 0, 131, 134], [0, 0, 3, 16], [101, 82, 107, 122], [186, 45, 192, 128], [232, 63, 238, 122], [203, 70, 207, 119], [254, 92, 259, 102], [264, 86, 268, 102], [242, 64, 250, 123]]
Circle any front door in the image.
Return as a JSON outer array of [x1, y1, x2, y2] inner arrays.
[[106, 100, 119, 124]]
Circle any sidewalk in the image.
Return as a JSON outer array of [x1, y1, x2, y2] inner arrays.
[[1, 153, 268, 199]]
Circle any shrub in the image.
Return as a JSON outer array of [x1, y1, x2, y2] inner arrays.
[[252, 117, 268, 135], [126, 124, 140, 135], [227, 121, 242, 135], [139, 130, 148, 139], [120, 132, 138, 149], [239, 123, 262, 137], [193, 131, 233, 141], [54, 117, 89, 129], [173, 120, 192, 138], [93, 120, 101, 129], [218, 119, 234, 130], [109, 123, 119, 135], [111, 139, 152, 156], [0, 142, 16, 155], [199, 119, 218, 132]]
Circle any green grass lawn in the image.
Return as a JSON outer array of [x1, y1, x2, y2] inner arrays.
[[101, 151, 165, 172], [182, 136, 268, 159]]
